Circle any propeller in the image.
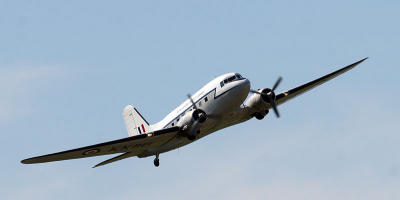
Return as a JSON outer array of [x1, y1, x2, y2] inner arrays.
[[186, 94, 220, 137], [187, 94, 206, 136], [250, 76, 282, 118]]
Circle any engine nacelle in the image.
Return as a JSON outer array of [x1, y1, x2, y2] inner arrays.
[[176, 110, 194, 128], [245, 88, 270, 110], [247, 77, 282, 119], [176, 109, 207, 132]]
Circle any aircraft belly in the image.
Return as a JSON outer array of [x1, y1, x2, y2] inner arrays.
[[140, 81, 251, 157], [138, 137, 188, 157], [139, 108, 252, 158]]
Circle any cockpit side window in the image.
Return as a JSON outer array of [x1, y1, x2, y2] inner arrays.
[[220, 81, 224, 87]]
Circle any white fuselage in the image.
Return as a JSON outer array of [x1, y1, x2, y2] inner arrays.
[[140, 73, 253, 157], [20, 58, 366, 167]]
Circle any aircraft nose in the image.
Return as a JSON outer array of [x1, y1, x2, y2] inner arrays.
[[241, 78, 251, 91], [244, 78, 250, 87], [235, 78, 250, 95]]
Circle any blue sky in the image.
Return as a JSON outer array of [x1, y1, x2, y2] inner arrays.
[[1, 1, 399, 199]]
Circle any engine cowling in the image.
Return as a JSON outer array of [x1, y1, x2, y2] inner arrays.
[[248, 77, 282, 118], [245, 88, 274, 110], [176, 109, 207, 132], [176, 111, 193, 128]]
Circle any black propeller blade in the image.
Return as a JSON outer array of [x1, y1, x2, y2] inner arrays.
[[249, 89, 263, 95], [272, 76, 282, 91], [269, 97, 280, 118], [189, 120, 200, 136], [187, 94, 198, 110]]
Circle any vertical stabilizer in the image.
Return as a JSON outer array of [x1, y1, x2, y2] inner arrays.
[[122, 105, 151, 137]]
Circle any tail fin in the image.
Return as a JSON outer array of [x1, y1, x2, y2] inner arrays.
[[122, 105, 151, 137]]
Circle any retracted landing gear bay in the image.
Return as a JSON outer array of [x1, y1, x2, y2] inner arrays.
[[153, 154, 160, 167], [187, 134, 196, 141]]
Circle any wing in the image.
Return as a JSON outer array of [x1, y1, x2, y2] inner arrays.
[[275, 57, 368, 106], [21, 127, 180, 164]]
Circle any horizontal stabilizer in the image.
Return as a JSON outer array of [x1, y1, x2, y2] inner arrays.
[[93, 151, 137, 168]]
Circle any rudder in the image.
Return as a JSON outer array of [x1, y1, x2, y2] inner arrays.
[[122, 105, 151, 136]]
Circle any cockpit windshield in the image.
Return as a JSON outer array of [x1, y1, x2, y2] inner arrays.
[[227, 75, 236, 82], [220, 73, 245, 87]]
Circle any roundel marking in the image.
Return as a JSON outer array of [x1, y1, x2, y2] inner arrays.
[[82, 148, 100, 155]]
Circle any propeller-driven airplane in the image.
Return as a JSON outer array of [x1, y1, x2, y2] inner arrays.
[[22, 58, 368, 168]]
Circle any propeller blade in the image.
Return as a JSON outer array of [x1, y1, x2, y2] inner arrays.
[[189, 120, 200, 136], [271, 102, 280, 118], [187, 94, 198, 110], [250, 89, 264, 95], [272, 76, 282, 91], [267, 95, 280, 118]]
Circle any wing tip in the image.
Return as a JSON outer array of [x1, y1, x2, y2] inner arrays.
[[92, 163, 103, 168], [21, 159, 32, 164], [358, 57, 369, 64], [345, 57, 368, 70]]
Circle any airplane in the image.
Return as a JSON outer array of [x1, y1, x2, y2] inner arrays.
[[21, 57, 368, 168]]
